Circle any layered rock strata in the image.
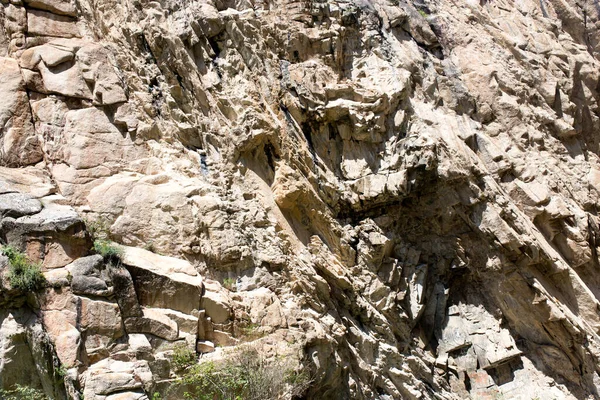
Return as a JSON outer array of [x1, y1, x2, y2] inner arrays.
[[3, 0, 600, 398]]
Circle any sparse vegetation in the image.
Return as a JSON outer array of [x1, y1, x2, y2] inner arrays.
[[0, 384, 48, 400], [238, 323, 265, 341], [83, 217, 111, 241], [93, 239, 123, 263], [1, 245, 46, 292], [84, 217, 123, 263], [222, 277, 237, 291], [144, 240, 157, 253], [174, 346, 310, 400], [172, 344, 197, 372], [55, 364, 68, 379]]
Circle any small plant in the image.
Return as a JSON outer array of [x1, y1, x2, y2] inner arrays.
[[85, 217, 123, 263], [0, 384, 48, 400], [175, 346, 311, 400], [222, 277, 237, 291], [172, 344, 197, 371], [238, 323, 265, 341], [152, 393, 162, 400], [1, 245, 46, 292], [418, 8, 429, 17], [93, 239, 123, 263], [83, 217, 111, 240], [144, 241, 157, 253], [55, 364, 68, 379]]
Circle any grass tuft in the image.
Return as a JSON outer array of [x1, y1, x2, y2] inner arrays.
[[93, 239, 123, 263], [1, 245, 46, 292]]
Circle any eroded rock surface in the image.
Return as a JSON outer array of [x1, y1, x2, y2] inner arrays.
[[3, 0, 600, 398]]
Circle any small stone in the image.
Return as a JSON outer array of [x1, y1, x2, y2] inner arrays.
[[196, 340, 215, 353]]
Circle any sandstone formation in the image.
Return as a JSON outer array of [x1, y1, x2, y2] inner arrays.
[[3, 0, 600, 398]]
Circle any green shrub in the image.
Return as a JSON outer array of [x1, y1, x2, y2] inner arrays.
[[83, 217, 111, 240], [93, 239, 123, 263], [222, 277, 236, 291], [0, 384, 48, 400], [1, 245, 46, 292], [172, 344, 197, 371], [55, 364, 67, 379], [176, 347, 310, 400]]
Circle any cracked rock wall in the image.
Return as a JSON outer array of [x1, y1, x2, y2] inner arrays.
[[3, 0, 600, 398]]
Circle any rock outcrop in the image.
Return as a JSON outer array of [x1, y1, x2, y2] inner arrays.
[[3, 0, 600, 398]]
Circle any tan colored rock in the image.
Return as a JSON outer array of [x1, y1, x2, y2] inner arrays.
[[0, 57, 42, 166], [161, 308, 198, 336], [59, 107, 142, 170], [128, 334, 152, 355], [77, 44, 127, 105], [79, 297, 124, 338], [23, 0, 77, 16], [110, 179, 199, 255], [120, 245, 203, 314], [201, 288, 231, 324], [19, 43, 74, 69], [84, 371, 142, 397], [37, 59, 92, 99], [0, 311, 48, 389], [41, 309, 80, 367], [1, 0, 600, 399], [0, 166, 55, 197], [210, 330, 238, 346], [105, 392, 148, 400], [196, 340, 215, 353], [27, 9, 80, 38], [124, 308, 178, 341]]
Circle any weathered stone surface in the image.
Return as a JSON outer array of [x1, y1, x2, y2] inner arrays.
[[124, 308, 178, 341], [109, 264, 143, 318], [2, 195, 91, 268], [0, 166, 55, 197], [40, 308, 80, 368], [0, 57, 42, 166], [79, 296, 123, 338], [27, 9, 79, 38], [196, 340, 215, 353], [0, 310, 47, 390], [121, 246, 203, 314], [66, 255, 112, 296], [23, 0, 77, 16], [201, 283, 231, 325], [83, 360, 144, 398], [0, 192, 42, 217], [128, 334, 152, 355], [105, 392, 148, 400], [3, 0, 600, 398]]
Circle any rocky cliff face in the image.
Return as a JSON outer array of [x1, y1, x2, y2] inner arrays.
[[2, 0, 600, 398]]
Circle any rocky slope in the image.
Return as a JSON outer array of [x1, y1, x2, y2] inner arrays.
[[2, 0, 600, 398]]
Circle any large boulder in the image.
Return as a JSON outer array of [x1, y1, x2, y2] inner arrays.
[[2, 195, 91, 269], [120, 246, 204, 314], [0, 57, 42, 166], [0, 192, 42, 218], [124, 308, 179, 341], [66, 255, 112, 297], [0, 309, 66, 398], [23, 0, 77, 17]]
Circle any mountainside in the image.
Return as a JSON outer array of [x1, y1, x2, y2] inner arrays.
[[2, 0, 600, 398]]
